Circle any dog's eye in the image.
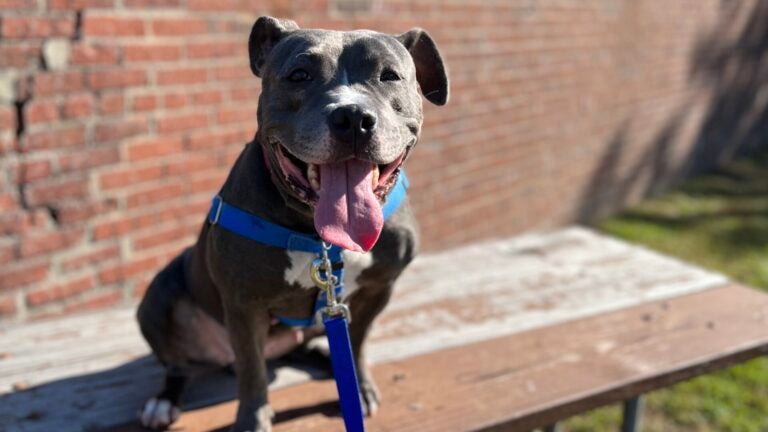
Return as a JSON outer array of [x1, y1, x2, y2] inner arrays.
[[380, 69, 400, 82], [287, 69, 311, 82]]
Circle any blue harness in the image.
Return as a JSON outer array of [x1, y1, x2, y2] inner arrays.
[[207, 173, 408, 432]]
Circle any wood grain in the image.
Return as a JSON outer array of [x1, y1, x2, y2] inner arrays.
[[111, 284, 768, 432]]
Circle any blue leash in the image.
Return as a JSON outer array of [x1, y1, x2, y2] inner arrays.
[[311, 244, 366, 432], [207, 173, 409, 432], [325, 315, 365, 431]]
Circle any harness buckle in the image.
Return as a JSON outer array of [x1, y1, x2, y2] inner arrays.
[[209, 195, 223, 225]]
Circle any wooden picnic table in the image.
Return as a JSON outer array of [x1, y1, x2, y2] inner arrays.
[[2, 227, 766, 432]]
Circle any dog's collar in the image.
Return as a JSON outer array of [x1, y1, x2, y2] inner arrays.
[[208, 173, 408, 328], [208, 172, 408, 253]]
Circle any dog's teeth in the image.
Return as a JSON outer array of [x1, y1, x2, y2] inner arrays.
[[308, 164, 320, 191], [371, 164, 380, 188]]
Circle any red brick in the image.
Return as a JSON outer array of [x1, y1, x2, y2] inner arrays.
[[48, 0, 114, 9], [126, 136, 183, 161], [58, 199, 117, 225], [217, 106, 255, 124], [157, 112, 208, 134], [94, 117, 148, 143], [229, 84, 260, 102], [61, 244, 120, 272], [131, 95, 157, 112], [0, 0, 36, 9], [189, 171, 224, 194], [17, 159, 52, 182], [24, 99, 60, 125], [99, 255, 161, 284], [26, 275, 95, 307], [123, 43, 182, 62], [21, 125, 85, 151], [98, 92, 125, 115], [99, 163, 165, 189], [191, 89, 223, 105], [59, 147, 119, 172], [62, 94, 94, 119], [0, 260, 49, 291], [124, 0, 180, 6], [126, 182, 184, 209], [208, 19, 249, 34], [163, 93, 187, 109], [25, 176, 88, 206], [186, 40, 240, 59], [185, 128, 246, 150], [88, 70, 147, 90], [0, 294, 16, 318], [151, 18, 208, 36], [34, 71, 85, 96], [215, 65, 251, 81], [62, 290, 121, 313], [0, 193, 17, 213], [70, 43, 119, 66], [156, 67, 208, 85], [132, 224, 191, 251], [18, 228, 83, 258], [83, 16, 145, 37], [0, 105, 16, 131], [166, 153, 219, 175], [0, 239, 16, 265], [0, 43, 42, 68], [186, 0, 240, 10], [0, 16, 75, 39], [92, 218, 131, 241]]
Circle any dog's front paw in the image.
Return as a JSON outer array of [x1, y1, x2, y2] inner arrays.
[[229, 404, 274, 432], [139, 397, 181, 430], [360, 377, 381, 416]]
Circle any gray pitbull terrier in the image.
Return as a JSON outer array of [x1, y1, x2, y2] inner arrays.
[[136, 16, 448, 431]]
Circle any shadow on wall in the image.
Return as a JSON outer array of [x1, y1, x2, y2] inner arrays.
[[577, 0, 768, 222]]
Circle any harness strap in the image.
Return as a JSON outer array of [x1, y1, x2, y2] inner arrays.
[[207, 172, 409, 327], [208, 173, 408, 254]]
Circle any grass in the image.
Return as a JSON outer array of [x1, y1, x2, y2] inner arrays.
[[563, 150, 768, 432]]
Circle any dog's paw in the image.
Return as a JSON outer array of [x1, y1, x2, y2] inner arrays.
[[229, 404, 274, 432], [360, 378, 381, 417], [139, 397, 180, 430]]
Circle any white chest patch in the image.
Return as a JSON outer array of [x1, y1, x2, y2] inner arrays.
[[340, 249, 374, 300], [283, 249, 374, 300], [284, 250, 316, 289]]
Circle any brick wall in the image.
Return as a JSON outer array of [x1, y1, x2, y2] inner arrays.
[[1, 0, 766, 321]]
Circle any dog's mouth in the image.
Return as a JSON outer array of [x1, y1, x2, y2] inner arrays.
[[271, 141, 406, 205], [268, 139, 407, 252]]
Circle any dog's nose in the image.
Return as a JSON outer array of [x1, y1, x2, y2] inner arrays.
[[328, 105, 377, 144]]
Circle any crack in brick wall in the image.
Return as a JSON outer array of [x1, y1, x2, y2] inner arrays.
[[0, 0, 764, 322]]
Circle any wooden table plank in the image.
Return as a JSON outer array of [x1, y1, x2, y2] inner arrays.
[[140, 284, 768, 432]]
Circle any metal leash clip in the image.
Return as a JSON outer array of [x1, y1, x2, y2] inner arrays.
[[310, 242, 351, 321]]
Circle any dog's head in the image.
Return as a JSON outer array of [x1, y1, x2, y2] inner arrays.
[[249, 16, 448, 252]]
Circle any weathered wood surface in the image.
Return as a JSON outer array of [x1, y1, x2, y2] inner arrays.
[[140, 284, 768, 432], [0, 227, 731, 431]]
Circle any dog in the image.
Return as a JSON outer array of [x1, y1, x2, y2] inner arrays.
[[136, 16, 448, 431]]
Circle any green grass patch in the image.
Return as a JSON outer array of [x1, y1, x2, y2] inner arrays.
[[564, 151, 768, 432]]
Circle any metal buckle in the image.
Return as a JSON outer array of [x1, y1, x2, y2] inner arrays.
[[209, 195, 223, 225]]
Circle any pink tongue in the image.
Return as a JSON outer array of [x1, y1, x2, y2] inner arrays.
[[315, 160, 383, 252]]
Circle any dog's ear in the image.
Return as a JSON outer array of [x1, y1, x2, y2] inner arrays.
[[396, 28, 449, 106], [249, 16, 299, 77]]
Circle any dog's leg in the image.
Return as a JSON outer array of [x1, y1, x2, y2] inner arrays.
[[224, 301, 273, 432], [139, 370, 186, 429], [347, 282, 395, 416]]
